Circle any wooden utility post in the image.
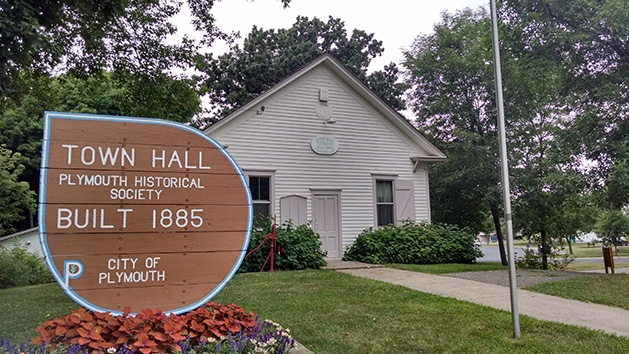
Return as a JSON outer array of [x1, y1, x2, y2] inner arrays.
[[602, 247, 615, 274]]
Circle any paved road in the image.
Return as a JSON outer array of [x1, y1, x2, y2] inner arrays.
[[477, 245, 502, 262], [477, 245, 629, 263]]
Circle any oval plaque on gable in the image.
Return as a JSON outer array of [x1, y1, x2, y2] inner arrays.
[[311, 135, 339, 155], [38, 112, 252, 315]]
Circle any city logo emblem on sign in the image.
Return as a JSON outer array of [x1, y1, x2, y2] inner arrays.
[[38, 112, 252, 315]]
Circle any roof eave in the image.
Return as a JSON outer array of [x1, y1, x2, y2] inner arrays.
[[411, 156, 447, 162]]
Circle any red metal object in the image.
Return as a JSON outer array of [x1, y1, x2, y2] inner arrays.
[[244, 216, 278, 272], [268, 220, 276, 272]]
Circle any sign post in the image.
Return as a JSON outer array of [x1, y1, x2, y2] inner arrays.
[[38, 112, 252, 315], [490, 0, 520, 338]]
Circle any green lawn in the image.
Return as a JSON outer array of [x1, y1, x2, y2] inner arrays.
[[526, 274, 629, 310], [389, 260, 628, 274], [0, 282, 78, 343], [2, 270, 629, 353], [568, 243, 628, 258], [481, 242, 629, 259], [564, 262, 629, 271], [389, 262, 506, 274]]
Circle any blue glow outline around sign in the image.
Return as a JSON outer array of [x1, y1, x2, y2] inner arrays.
[[38, 111, 253, 315]]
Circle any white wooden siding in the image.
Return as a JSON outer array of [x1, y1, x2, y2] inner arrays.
[[0, 228, 42, 256], [210, 69, 431, 251]]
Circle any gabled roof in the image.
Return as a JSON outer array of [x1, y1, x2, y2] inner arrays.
[[0, 227, 38, 243], [205, 53, 446, 160]]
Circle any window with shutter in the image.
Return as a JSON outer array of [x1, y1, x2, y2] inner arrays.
[[373, 176, 416, 227]]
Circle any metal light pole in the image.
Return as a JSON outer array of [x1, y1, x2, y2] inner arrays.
[[489, 0, 521, 338]]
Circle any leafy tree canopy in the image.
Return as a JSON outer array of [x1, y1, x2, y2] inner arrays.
[[595, 209, 629, 247], [0, 72, 200, 214], [0, 145, 36, 236], [404, 8, 497, 141], [606, 160, 629, 209], [0, 0, 298, 235], [1, 0, 191, 98], [500, 0, 629, 83], [500, 0, 629, 199], [404, 8, 501, 235], [0, 0, 291, 101], [404, 6, 598, 268], [195, 15, 406, 123]]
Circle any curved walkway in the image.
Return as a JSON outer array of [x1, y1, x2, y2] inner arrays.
[[325, 262, 629, 338]]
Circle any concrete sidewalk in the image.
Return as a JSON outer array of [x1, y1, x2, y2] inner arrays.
[[328, 263, 629, 337]]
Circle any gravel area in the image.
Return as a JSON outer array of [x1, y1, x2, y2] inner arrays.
[[443, 269, 600, 288]]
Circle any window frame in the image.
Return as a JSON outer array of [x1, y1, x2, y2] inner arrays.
[[372, 174, 398, 227], [245, 170, 276, 219]]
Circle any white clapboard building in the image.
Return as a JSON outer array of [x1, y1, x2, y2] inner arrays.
[[0, 227, 41, 256], [205, 54, 446, 259]]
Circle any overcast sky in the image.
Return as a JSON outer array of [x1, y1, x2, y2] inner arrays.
[[204, 0, 489, 71]]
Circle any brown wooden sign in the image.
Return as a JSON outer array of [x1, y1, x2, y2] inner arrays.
[[38, 112, 252, 315]]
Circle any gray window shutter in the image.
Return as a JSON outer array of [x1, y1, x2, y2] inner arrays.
[[280, 195, 307, 225], [395, 180, 415, 225]]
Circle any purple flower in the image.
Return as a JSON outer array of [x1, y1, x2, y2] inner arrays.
[[178, 336, 190, 353], [118, 343, 135, 354]]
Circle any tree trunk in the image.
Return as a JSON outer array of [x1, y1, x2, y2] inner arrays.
[[491, 205, 508, 266], [566, 236, 573, 255], [541, 228, 548, 270]]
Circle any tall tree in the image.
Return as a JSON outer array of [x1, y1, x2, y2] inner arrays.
[[0, 72, 200, 187], [0, 0, 293, 235], [55, 72, 201, 123], [595, 209, 629, 252], [0, 72, 200, 235], [403, 8, 510, 265], [195, 16, 406, 124], [0, 0, 201, 100], [0, 145, 36, 236], [500, 39, 590, 268], [404, 6, 596, 268], [0, 75, 56, 195], [500, 0, 629, 208], [605, 160, 629, 209], [1, 0, 294, 103]]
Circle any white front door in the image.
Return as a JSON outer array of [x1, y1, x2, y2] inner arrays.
[[312, 192, 341, 259]]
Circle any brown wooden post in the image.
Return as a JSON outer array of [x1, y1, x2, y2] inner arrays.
[[602, 246, 615, 274]]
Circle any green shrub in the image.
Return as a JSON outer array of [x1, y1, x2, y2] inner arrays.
[[239, 217, 327, 272], [514, 248, 574, 270], [343, 221, 482, 264], [0, 241, 53, 288]]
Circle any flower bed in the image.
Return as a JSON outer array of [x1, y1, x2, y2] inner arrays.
[[0, 303, 294, 354]]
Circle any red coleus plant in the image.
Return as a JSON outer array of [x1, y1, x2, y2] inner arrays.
[[182, 303, 258, 342], [33, 302, 257, 353]]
